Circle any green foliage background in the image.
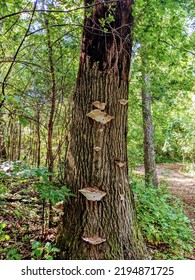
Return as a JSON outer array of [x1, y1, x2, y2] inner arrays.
[[0, 0, 194, 260]]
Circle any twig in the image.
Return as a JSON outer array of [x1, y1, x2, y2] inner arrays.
[[0, 0, 38, 109]]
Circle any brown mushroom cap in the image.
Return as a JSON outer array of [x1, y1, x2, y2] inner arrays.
[[115, 160, 126, 168], [92, 101, 107, 110], [87, 109, 114, 124], [119, 99, 129, 105]]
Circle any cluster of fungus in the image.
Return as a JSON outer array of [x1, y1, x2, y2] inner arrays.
[[87, 109, 114, 125], [81, 99, 128, 245], [87, 100, 114, 125], [79, 187, 107, 245]]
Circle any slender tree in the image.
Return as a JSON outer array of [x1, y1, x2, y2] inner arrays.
[[0, 114, 7, 160], [57, 0, 148, 259], [141, 61, 158, 187]]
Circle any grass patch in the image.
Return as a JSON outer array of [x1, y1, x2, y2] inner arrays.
[[132, 175, 194, 259]]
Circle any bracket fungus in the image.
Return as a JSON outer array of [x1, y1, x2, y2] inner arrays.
[[98, 128, 104, 133], [82, 236, 106, 245], [119, 99, 129, 105], [92, 101, 107, 110], [93, 146, 101, 152], [120, 194, 125, 201], [79, 187, 106, 201], [115, 160, 126, 168], [87, 109, 114, 124]]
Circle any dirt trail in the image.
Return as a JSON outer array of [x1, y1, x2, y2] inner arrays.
[[134, 163, 195, 232]]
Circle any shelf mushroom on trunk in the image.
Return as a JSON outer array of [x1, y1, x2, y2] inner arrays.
[[92, 101, 107, 110], [86, 109, 114, 124], [79, 187, 107, 212], [82, 236, 106, 245], [119, 99, 129, 105], [79, 187, 106, 201]]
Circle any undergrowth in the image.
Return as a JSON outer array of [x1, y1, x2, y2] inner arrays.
[[0, 161, 69, 260], [132, 175, 194, 259], [1, 161, 194, 260]]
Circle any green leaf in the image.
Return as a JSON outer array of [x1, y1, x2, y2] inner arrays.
[[51, 247, 60, 253], [35, 248, 43, 257], [18, 115, 29, 127], [32, 241, 42, 249], [4, 234, 10, 241], [13, 95, 20, 103], [0, 222, 6, 229], [45, 255, 53, 260]]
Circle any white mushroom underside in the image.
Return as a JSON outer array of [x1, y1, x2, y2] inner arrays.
[[82, 236, 106, 245], [79, 187, 106, 201]]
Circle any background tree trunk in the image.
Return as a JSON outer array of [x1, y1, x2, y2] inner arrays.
[[45, 13, 56, 228], [36, 105, 41, 167], [17, 122, 22, 160], [57, 0, 148, 260], [0, 114, 7, 161], [141, 68, 158, 187]]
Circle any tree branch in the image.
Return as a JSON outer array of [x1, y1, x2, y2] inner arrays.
[[0, 0, 124, 21], [0, 0, 38, 109]]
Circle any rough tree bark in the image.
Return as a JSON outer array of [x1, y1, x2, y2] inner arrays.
[[57, 0, 148, 259], [141, 66, 158, 187]]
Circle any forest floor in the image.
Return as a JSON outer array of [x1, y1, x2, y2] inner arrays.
[[0, 163, 194, 259], [134, 163, 195, 233]]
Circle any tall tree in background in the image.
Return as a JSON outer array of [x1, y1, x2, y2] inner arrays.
[[141, 59, 158, 187], [57, 0, 148, 259], [42, 0, 57, 228], [0, 113, 7, 160]]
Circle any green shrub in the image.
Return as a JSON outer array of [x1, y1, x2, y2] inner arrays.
[[0, 222, 10, 242], [0, 184, 10, 201], [7, 249, 21, 260], [31, 241, 60, 260], [0, 161, 74, 204], [132, 176, 194, 259], [33, 167, 74, 204]]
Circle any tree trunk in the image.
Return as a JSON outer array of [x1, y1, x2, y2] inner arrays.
[[17, 122, 22, 160], [36, 105, 41, 167], [141, 70, 158, 187], [0, 114, 7, 161], [45, 17, 56, 228], [57, 0, 148, 260]]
